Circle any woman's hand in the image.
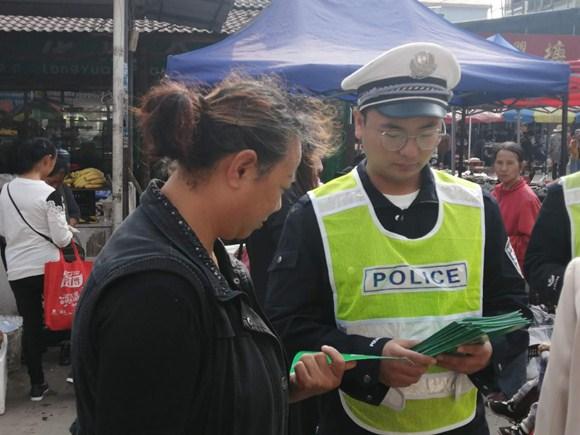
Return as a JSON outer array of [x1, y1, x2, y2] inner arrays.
[[288, 345, 356, 403]]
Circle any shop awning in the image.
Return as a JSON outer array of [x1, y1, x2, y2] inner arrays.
[[503, 108, 577, 124], [444, 111, 504, 124], [0, 0, 236, 31]]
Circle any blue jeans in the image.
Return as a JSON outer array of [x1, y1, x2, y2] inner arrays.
[[497, 350, 528, 398]]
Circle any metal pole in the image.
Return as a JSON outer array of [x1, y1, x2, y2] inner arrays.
[[561, 95, 570, 177], [123, 6, 135, 218], [112, 0, 127, 228], [468, 115, 472, 159], [458, 107, 467, 176], [450, 109, 457, 173]]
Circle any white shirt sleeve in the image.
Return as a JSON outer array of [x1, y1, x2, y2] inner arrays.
[[45, 194, 73, 248], [0, 191, 5, 238], [535, 258, 580, 435]]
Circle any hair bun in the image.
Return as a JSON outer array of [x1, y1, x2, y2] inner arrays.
[[138, 81, 198, 161]]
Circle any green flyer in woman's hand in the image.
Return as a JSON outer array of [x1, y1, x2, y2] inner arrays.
[[289, 351, 409, 375]]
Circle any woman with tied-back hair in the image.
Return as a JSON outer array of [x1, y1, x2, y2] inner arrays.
[[71, 75, 354, 435]]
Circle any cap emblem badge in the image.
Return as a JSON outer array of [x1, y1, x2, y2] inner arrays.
[[409, 51, 437, 79]]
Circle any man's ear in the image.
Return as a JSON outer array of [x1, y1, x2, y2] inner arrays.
[[225, 149, 259, 188], [353, 110, 365, 142]]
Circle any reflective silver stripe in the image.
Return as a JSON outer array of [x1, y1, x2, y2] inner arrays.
[[387, 372, 474, 402], [563, 186, 580, 206], [314, 187, 367, 216], [337, 311, 481, 340], [435, 181, 482, 208]]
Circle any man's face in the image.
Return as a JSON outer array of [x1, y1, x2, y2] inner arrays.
[[354, 109, 442, 185], [45, 169, 66, 188]]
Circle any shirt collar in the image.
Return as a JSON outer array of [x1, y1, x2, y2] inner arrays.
[[141, 180, 235, 297], [356, 161, 438, 209], [498, 178, 525, 192]]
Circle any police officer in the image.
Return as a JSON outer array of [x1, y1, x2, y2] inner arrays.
[[266, 43, 529, 435], [525, 170, 580, 306]]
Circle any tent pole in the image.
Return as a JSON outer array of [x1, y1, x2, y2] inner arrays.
[[561, 94, 569, 177], [450, 109, 457, 173], [458, 107, 467, 176], [468, 115, 472, 159], [516, 109, 521, 144]]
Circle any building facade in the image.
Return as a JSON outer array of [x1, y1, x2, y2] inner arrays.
[[459, 7, 580, 60], [421, 0, 491, 22], [504, 0, 580, 16]]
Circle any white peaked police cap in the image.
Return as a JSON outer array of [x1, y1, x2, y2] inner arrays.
[[341, 42, 461, 118]]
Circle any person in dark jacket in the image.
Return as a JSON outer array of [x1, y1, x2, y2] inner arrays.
[[266, 43, 529, 435], [246, 96, 337, 306], [525, 178, 575, 307], [246, 97, 337, 435], [71, 75, 354, 435]]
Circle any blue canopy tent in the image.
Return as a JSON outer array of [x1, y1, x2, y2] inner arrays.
[[486, 34, 520, 52], [166, 0, 570, 107], [503, 109, 535, 124]]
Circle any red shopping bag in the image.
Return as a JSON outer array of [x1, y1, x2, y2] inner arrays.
[[43, 242, 93, 331]]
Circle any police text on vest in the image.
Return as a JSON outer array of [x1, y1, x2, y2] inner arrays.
[[363, 262, 468, 294]]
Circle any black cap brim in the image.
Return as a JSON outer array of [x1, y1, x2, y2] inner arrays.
[[374, 100, 447, 119]]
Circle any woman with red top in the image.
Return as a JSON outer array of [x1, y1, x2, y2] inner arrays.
[[492, 142, 541, 272]]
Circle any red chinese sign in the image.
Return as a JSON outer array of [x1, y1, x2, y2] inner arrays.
[[482, 33, 580, 61]]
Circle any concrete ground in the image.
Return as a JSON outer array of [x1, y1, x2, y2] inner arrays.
[[487, 406, 513, 434], [0, 349, 513, 435], [1, 347, 76, 435]]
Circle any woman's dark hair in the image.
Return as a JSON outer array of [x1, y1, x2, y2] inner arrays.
[[289, 96, 338, 195], [493, 141, 524, 164], [6, 137, 57, 175], [137, 74, 318, 182]]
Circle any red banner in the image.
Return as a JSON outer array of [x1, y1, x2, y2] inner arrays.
[[482, 33, 580, 61]]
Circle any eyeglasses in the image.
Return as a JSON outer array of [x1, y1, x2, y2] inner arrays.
[[378, 123, 446, 152]]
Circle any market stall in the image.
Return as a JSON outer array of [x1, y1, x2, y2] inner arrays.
[[503, 108, 577, 124], [0, 92, 113, 257]]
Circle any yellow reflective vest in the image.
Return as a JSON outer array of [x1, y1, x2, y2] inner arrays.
[[309, 168, 485, 435], [561, 172, 580, 257]]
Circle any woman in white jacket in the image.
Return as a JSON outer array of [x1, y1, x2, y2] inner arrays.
[[535, 257, 580, 435], [0, 137, 72, 401]]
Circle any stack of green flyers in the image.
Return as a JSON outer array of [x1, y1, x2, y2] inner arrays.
[[412, 311, 530, 357]]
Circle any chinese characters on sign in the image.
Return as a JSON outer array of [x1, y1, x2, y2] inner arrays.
[[482, 33, 580, 61], [544, 40, 566, 61], [513, 41, 527, 52]]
